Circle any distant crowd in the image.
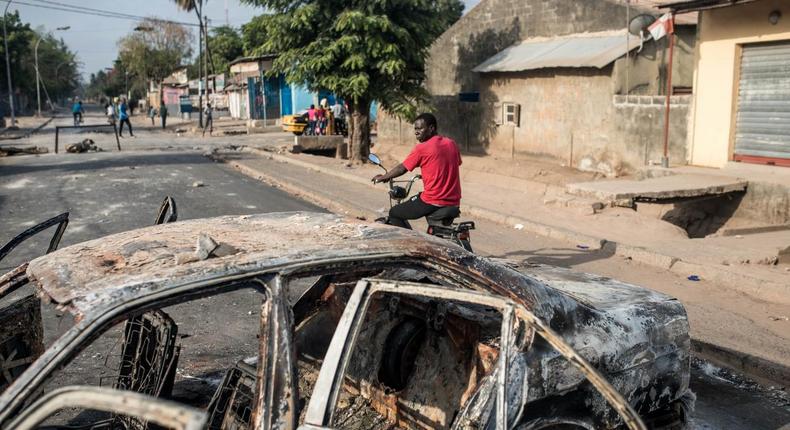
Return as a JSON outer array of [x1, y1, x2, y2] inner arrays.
[[305, 98, 348, 136]]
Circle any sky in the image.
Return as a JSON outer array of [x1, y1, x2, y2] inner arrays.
[[5, 0, 481, 81]]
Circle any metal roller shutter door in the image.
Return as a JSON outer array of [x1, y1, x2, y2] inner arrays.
[[734, 41, 790, 166]]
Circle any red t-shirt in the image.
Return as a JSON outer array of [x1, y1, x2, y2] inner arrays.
[[402, 135, 462, 206]]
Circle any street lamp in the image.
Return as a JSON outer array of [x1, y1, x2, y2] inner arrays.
[[35, 25, 70, 117], [3, 0, 16, 126]]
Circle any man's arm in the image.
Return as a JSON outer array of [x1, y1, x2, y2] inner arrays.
[[372, 163, 407, 183]]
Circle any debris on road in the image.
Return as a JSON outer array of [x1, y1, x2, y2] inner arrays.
[[0, 146, 48, 156], [687, 275, 701, 281], [192, 181, 204, 188], [66, 139, 102, 154]]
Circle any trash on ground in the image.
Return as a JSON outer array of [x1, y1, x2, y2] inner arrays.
[[0, 145, 49, 156], [66, 139, 102, 153], [687, 275, 701, 281]]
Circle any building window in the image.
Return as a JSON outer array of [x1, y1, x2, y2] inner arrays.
[[503, 102, 520, 126]]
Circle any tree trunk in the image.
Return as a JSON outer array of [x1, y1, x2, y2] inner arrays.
[[348, 98, 371, 164]]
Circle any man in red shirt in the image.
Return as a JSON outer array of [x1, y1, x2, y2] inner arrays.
[[372, 113, 462, 229]]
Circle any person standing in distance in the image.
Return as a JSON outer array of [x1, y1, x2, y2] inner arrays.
[[372, 113, 462, 229], [159, 104, 168, 129], [118, 97, 134, 137], [202, 102, 213, 137]]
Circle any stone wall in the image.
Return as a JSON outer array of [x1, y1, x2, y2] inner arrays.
[[377, 0, 697, 174], [378, 80, 691, 175]]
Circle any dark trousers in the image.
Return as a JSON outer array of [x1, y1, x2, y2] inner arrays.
[[202, 117, 213, 136], [161, 116, 167, 129], [387, 193, 440, 229], [118, 118, 133, 136], [73, 112, 81, 125]]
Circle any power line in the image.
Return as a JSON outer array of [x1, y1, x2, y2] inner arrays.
[[1, 0, 210, 28], [30, 0, 154, 22]]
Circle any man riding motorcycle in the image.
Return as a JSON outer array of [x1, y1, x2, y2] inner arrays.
[[372, 113, 462, 229]]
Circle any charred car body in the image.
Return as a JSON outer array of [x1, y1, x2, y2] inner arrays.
[[0, 212, 691, 429]]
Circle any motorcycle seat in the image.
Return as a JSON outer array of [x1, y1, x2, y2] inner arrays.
[[426, 206, 460, 226]]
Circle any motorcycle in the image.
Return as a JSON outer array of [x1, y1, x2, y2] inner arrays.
[[368, 153, 475, 252]]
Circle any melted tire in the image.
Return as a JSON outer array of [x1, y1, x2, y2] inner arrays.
[[378, 318, 427, 391]]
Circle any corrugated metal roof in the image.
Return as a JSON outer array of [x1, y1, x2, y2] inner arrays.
[[473, 31, 641, 73]]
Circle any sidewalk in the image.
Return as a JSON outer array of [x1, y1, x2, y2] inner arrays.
[[243, 143, 790, 306], [212, 144, 790, 386]]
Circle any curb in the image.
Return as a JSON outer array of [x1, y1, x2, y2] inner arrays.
[[692, 340, 790, 389], [247, 148, 790, 306], [214, 154, 375, 222]]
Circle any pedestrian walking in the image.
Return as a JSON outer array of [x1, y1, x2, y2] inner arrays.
[[148, 106, 157, 126], [317, 104, 327, 135], [105, 102, 116, 126], [118, 98, 134, 137], [331, 100, 346, 135], [160, 104, 168, 129], [72, 99, 84, 126], [202, 102, 213, 137], [307, 104, 317, 136]]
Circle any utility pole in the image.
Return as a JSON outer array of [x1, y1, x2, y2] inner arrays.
[[197, 0, 204, 128], [35, 26, 69, 117], [3, 0, 16, 127], [204, 15, 209, 119]]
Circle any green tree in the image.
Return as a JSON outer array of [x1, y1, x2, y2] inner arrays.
[[241, 14, 273, 56], [241, 0, 464, 162], [208, 25, 244, 74], [1, 12, 80, 113], [84, 60, 126, 102], [117, 18, 193, 102], [33, 32, 80, 105]]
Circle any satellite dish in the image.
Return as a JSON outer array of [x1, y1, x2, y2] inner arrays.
[[628, 14, 657, 36]]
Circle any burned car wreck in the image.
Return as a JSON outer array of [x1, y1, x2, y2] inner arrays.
[[0, 212, 691, 429]]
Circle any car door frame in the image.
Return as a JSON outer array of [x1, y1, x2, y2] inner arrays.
[[7, 385, 206, 430], [300, 278, 647, 430], [0, 273, 283, 427]]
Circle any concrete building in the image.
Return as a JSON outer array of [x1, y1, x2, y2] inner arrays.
[[668, 0, 790, 168], [378, 0, 697, 175], [147, 67, 189, 113], [226, 55, 315, 124]]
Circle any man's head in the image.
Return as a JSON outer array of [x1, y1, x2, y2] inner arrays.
[[414, 113, 438, 143]]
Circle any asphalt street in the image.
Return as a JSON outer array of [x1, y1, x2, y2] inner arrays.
[[0, 122, 788, 429]]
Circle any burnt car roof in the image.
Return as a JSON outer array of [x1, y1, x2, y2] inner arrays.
[[26, 212, 466, 314]]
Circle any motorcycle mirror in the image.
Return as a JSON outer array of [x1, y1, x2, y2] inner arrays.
[[368, 153, 382, 166]]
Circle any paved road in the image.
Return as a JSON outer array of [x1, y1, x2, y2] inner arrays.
[[1, 126, 788, 428], [0, 150, 321, 271]]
